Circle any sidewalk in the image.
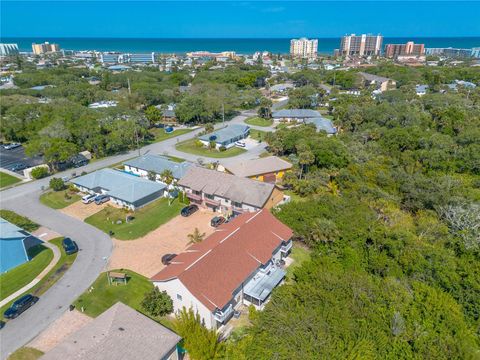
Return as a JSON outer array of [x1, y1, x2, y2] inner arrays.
[[0, 241, 61, 308]]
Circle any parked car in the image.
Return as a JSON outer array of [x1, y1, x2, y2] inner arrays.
[[0, 321, 5, 330], [3, 294, 39, 319], [161, 253, 177, 265], [181, 204, 198, 217], [94, 194, 110, 205], [210, 216, 226, 227], [235, 141, 246, 148], [3, 143, 21, 150], [10, 163, 27, 172], [82, 194, 96, 204], [62, 237, 78, 255]]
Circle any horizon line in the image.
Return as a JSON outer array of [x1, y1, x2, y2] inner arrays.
[[2, 36, 480, 40]]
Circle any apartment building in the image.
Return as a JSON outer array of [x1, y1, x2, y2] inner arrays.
[[0, 43, 19, 57], [384, 41, 425, 58], [339, 34, 383, 56], [151, 209, 293, 330], [32, 42, 60, 55], [290, 38, 318, 58]]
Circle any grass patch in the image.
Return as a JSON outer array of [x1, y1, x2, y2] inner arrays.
[[74, 269, 153, 317], [0, 171, 20, 188], [176, 138, 247, 158], [283, 190, 307, 203], [244, 117, 273, 127], [285, 245, 311, 283], [39, 190, 81, 209], [0, 237, 77, 315], [85, 197, 183, 240], [0, 245, 53, 301], [164, 155, 186, 163], [249, 129, 268, 142], [148, 128, 193, 143], [0, 210, 39, 232], [7, 347, 44, 360]]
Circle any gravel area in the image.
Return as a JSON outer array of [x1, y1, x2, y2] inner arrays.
[[60, 200, 110, 221]]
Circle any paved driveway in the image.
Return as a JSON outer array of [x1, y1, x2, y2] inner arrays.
[[108, 211, 215, 277]]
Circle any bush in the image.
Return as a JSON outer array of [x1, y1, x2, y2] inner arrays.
[[0, 210, 39, 232], [194, 140, 204, 148], [49, 177, 65, 191], [219, 145, 227, 152], [30, 166, 49, 179], [209, 140, 217, 150], [141, 288, 173, 317], [248, 304, 258, 321]]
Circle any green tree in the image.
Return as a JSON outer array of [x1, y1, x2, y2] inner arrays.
[[144, 105, 162, 124], [160, 169, 174, 185], [30, 166, 49, 179], [49, 177, 65, 191], [141, 288, 173, 317]]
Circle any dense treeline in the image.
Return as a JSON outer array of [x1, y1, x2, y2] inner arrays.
[[229, 75, 480, 358]]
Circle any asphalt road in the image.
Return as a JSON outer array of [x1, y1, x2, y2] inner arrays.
[[0, 110, 272, 358]]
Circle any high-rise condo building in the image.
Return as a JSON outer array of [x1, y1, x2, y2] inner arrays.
[[0, 43, 19, 57], [32, 42, 61, 55], [339, 34, 383, 57], [384, 42, 425, 58], [290, 38, 318, 58]]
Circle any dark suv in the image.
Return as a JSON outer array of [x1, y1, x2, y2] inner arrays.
[[62, 237, 78, 255], [210, 216, 226, 227], [4, 294, 39, 319], [181, 204, 199, 217]]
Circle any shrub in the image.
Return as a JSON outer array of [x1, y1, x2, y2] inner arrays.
[[194, 140, 204, 148], [0, 210, 39, 232], [30, 166, 49, 179], [219, 146, 227, 152], [49, 177, 65, 191], [141, 288, 173, 317], [209, 141, 217, 150]]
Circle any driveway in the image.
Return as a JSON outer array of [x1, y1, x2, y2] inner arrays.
[[60, 201, 109, 221], [108, 211, 215, 277]]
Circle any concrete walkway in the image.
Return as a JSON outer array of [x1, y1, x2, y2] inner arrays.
[[0, 241, 61, 308]]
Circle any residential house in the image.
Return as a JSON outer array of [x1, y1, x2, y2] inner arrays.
[[222, 156, 292, 183], [198, 124, 250, 150], [358, 72, 397, 92], [42, 302, 182, 360], [0, 218, 42, 273], [272, 109, 321, 123], [123, 154, 193, 184], [304, 117, 337, 135], [177, 167, 283, 215], [71, 169, 166, 210], [151, 210, 293, 330], [269, 83, 294, 95], [415, 84, 429, 96]]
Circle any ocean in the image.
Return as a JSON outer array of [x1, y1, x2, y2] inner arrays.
[[2, 37, 480, 55]]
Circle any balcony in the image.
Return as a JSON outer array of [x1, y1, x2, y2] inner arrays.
[[204, 197, 220, 207], [186, 192, 202, 201], [281, 241, 292, 253], [213, 303, 234, 323]]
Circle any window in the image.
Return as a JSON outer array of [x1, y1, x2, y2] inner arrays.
[[205, 194, 214, 200], [177, 294, 182, 301]]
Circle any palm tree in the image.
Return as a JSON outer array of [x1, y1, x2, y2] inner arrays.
[[187, 228, 206, 245], [160, 169, 174, 185]]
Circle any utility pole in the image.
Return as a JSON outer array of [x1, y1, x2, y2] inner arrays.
[[222, 102, 225, 127], [127, 78, 131, 95], [134, 126, 140, 156]]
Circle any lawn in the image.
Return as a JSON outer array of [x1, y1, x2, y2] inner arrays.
[[7, 347, 44, 360], [85, 197, 183, 240], [249, 129, 268, 142], [74, 269, 153, 317], [148, 128, 193, 143], [176, 138, 247, 158], [244, 117, 273, 127], [0, 245, 53, 301], [0, 237, 77, 315], [39, 190, 81, 209], [0, 171, 20, 188], [285, 245, 311, 283]]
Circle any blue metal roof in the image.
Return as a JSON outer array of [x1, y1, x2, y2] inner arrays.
[[199, 124, 250, 144], [71, 169, 166, 204], [272, 109, 321, 118], [304, 117, 337, 134], [244, 266, 286, 301], [0, 218, 30, 273], [124, 155, 193, 180]]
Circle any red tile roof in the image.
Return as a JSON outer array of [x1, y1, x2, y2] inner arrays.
[[151, 210, 293, 311]]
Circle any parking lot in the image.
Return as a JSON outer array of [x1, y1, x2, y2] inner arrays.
[[0, 146, 44, 173]]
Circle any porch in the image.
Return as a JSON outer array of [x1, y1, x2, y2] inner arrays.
[[243, 265, 286, 309]]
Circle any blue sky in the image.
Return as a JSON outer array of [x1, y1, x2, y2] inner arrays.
[[1, 1, 479, 38]]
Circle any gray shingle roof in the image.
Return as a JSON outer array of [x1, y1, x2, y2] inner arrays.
[[42, 302, 181, 360], [199, 124, 250, 144], [272, 109, 321, 119], [178, 167, 275, 208], [124, 155, 193, 180], [304, 117, 337, 134], [224, 156, 292, 178], [358, 72, 392, 83], [71, 169, 166, 204]]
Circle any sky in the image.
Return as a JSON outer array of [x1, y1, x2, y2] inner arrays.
[[1, 1, 479, 38]]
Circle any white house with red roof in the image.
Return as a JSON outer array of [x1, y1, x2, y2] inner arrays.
[[150, 209, 293, 330]]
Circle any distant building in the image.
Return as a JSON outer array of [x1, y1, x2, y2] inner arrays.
[[223, 156, 292, 183], [384, 41, 425, 58], [88, 100, 118, 109], [123, 154, 193, 183], [358, 72, 397, 92], [290, 38, 318, 58], [186, 51, 236, 59], [100, 53, 121, 64], [0, 43, 19, 57], [127, 53, 156, 63], [42, 302, 181, 360], [0, 218, 42, 273], [415, 84, 429, 96], [339, 34, 383, 57], [32, 42, 60, 55], [425, 47, 475, 58], [198, 124, 250, 150], [304, 117, 337, 135], [272, 109, 321, 123]]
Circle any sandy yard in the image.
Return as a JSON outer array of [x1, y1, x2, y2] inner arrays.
[[28, 309, 92, 353], [108, 210, 215, 277], [32, 227, 62, 241], [60, 200, 110, 221]]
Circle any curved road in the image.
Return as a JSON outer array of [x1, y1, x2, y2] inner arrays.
[[0, 110, 272, 358]]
